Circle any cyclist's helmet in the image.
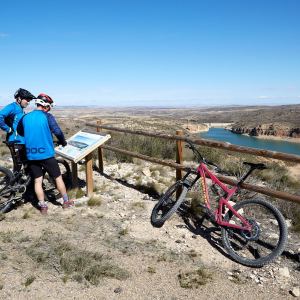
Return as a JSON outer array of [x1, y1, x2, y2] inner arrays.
[[35, 93, 54, 108], [14, 88, 36, 101]]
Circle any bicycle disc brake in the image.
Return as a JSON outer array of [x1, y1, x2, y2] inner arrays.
[[240, 219, 260, 241]]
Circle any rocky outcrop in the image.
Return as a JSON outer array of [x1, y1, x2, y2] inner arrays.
[[184, 123, 208, 133], [231, 123, 300, 138]]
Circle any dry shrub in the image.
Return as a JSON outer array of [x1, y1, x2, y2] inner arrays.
[[178, 267, 213, 288], [87, 195, 102, 207], [25, 231, 130, 285]]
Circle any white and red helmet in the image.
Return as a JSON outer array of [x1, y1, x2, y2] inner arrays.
[[35, 93, 54, 108]]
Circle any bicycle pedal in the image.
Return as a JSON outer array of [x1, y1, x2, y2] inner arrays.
[[203, 208, 215, 221]]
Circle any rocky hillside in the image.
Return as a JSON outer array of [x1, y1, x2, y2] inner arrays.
[[231, 123, 300, 138], [228, 105, 300, 139]]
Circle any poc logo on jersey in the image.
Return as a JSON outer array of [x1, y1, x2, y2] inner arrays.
[[26, 147, 46, 154]]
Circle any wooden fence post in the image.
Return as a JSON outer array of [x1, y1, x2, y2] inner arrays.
[[71, 161, 78, 188], [97, 120, 104, 174], [85, 153, 94, 197], [176, 130, 183, 198]]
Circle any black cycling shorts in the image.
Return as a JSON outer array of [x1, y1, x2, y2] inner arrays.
[[28, 157, 61, 179]]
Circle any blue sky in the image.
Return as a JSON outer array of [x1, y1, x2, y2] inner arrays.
[[1, 0, 300, 107]]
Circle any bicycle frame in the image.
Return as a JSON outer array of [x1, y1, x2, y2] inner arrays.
[[196, 162, 252, 231]]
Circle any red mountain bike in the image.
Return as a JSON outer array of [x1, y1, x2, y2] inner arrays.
[[151, 140, 287, 267]]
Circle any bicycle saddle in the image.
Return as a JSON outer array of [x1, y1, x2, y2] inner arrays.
[[243, 162, 267, 170]]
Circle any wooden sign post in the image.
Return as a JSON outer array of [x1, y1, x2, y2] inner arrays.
[[85, 153, 94, 197], [176, 130, 183, 199], [55, 130, 111, 197], [97, 120, 104, 174], [71, 161, 78, 188]]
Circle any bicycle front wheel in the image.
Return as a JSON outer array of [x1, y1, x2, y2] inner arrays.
[[0, 166, 14, 213], [221, 198, 287, 267], [151, 181, 188, 228]]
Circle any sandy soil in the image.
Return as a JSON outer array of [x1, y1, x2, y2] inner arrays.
[[254, 135, 300, 144]]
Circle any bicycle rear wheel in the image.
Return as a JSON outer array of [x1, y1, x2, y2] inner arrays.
[[151, 181, 188, 227], [56, 158, 71, 188], [0, 166, 14, 213], [221, 198, 287, 267]]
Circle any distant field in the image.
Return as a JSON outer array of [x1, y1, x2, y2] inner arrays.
[[49, 104, 300, 139]]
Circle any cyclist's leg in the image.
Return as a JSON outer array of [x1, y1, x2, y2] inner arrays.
[[55, 175, 67, 195], [34, 176, 45, 202], [42, 158, 74, 208], [55, 175, 74, 208], [14, 144, 26, 172], [28, 161, 48, 214]]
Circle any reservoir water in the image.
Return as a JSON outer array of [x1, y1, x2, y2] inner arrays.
[[200, 128, 300, 156]]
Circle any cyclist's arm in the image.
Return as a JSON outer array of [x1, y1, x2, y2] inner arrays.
[[16, 115, 25, 136], [0, 105, 14, 133], [46, 113, 67, 146]]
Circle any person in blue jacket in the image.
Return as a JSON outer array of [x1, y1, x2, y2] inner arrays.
[[18, 93, 74, 214], [0, 88, 36, 169]]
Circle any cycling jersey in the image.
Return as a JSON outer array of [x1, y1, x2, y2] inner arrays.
[[0, 102, 25, 144], [18, 110, 66, 160]]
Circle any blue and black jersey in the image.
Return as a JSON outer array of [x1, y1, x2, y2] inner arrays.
[[0, 102, 25, 144], [18, 110, 66, 160]]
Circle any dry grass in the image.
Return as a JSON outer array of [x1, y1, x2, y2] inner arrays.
[[130, 202, 145, 210], [68, 188, 85, 199], [0, 213, 5, 221], [0, 230, 22, 243], [24, 275, 36, 287], [147, 266, 156, 274], [22, 211, 31, 219], [87, 195, 102, 207], [178, 267, 213, 288], [25, 230, 130, 285], [119, 227, 129, 236]]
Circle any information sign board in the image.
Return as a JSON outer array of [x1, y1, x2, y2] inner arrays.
[[55, 131, 111, 163]]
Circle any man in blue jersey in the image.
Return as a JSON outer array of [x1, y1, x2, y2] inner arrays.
[[0, 88, 36, 170], [18, 93, 74, 214]]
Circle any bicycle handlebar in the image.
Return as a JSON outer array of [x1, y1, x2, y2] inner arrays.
[[184, 139, 233, 175], [185, 140, 268, 183], [184, 140, 204, 162]]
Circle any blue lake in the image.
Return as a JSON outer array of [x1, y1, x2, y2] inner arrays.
[[200, 128, 300, 156]]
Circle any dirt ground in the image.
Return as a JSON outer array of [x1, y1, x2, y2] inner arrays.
[[0, 163, 300, 300]]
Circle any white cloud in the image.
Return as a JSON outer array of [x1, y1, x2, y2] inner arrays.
[[257, 95, 300, 100]]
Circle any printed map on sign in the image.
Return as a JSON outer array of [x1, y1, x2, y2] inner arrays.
[[55, 131, 111, 163]]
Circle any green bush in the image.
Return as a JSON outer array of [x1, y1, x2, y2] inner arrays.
[[104, 132, 176, 162]]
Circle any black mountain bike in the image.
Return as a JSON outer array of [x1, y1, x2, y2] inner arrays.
[[0, 141, 71, 213]]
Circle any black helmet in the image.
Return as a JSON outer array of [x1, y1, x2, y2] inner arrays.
[[14, 88, 36, 100]]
